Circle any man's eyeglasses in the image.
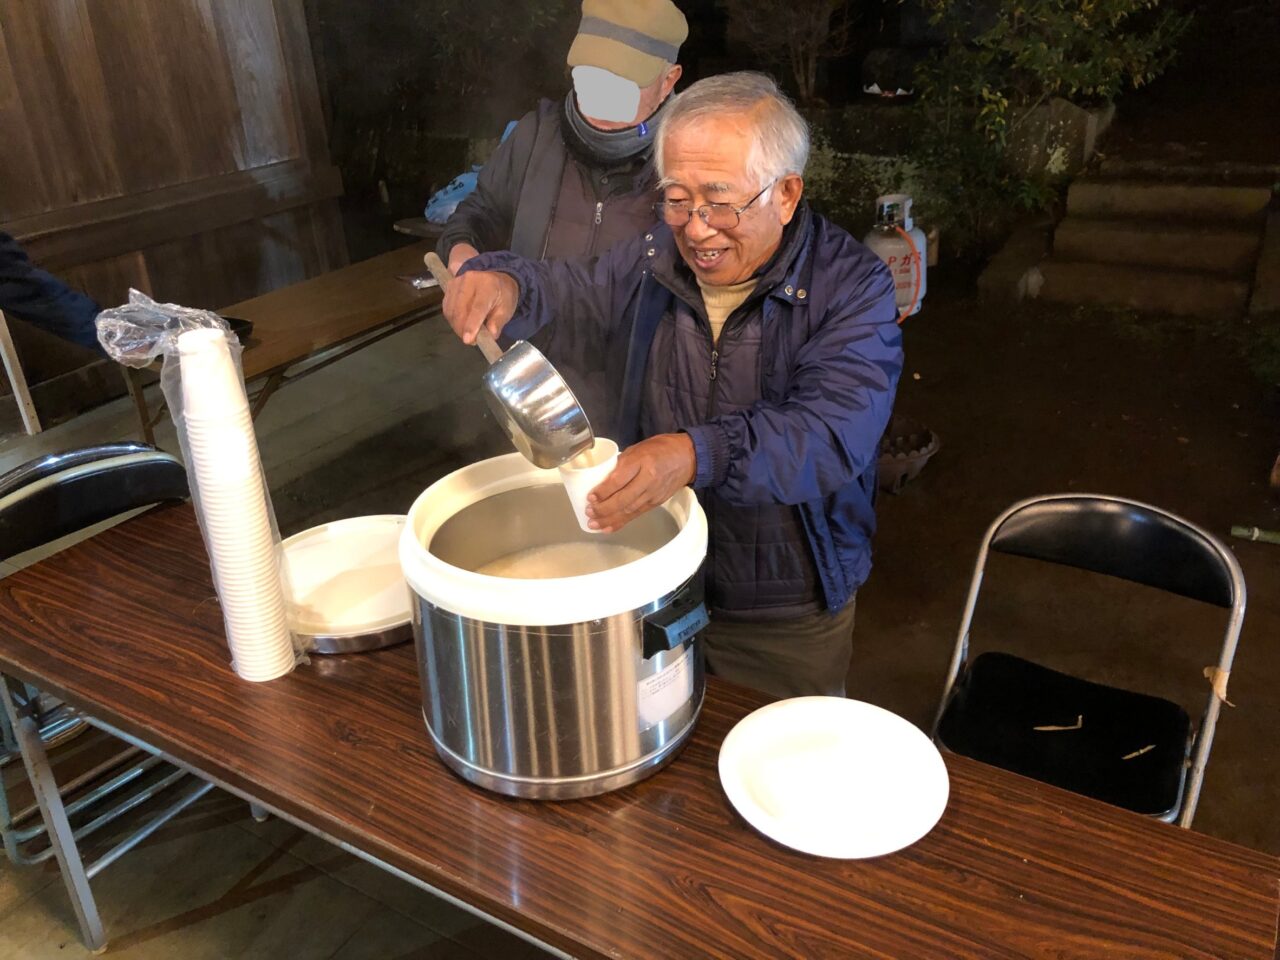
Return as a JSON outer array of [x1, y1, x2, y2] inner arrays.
[[653, 180, 776, 231]]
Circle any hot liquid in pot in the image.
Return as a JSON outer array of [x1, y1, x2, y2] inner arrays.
[[428, 484, 676, 580], [476, 542, 648, 579]]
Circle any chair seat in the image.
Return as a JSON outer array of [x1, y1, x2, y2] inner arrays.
[[937, 652, 1192, 817]]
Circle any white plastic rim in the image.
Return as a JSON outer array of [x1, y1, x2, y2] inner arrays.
[[282, 515, 411, 636], [718, 697, 950, 859], [400, 453, 707, 626]]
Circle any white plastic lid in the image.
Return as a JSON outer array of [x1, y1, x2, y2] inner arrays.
[[282, 515, 412, 637], [400, 454, 707, 626]]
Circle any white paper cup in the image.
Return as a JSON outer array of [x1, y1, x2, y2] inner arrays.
[[214, 563, 286, 597], [175, 337, 295, 683], [232, 650, 296, 683], [201, 513, 275, 552], [184, 405, 253, 426], [179, 328, 248, 419], [186, 430, 260, 483], [205, 547, 276, 571], [197, 485, 270, 510], [211, 570, 280, 592], [205, 546, 276, 574], [559, 438, 620, 533], [218, 590, 294, 679], [223, 623, 290, 646], [212, 566, 284, 591], [226, 622, 292, 648], [200, 489, 270, 512]]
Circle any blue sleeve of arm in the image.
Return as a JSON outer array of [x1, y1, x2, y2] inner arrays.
[[683, 261, 902, 504], [460, 233, 647, 343], [0, 233, 103, 353]]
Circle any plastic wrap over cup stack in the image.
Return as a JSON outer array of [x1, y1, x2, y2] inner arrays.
[[97, 291, 302, 682]]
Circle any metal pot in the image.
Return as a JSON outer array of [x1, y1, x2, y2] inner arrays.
[[400, 454, 709, 799]]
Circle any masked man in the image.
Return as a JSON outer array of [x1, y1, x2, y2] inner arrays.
[[437, 0, 687, 273]]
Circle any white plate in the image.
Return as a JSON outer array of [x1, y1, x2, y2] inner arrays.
[[718, 697, 949, 859]]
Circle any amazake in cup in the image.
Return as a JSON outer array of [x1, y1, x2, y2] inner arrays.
[[559, 437, 619, 534]]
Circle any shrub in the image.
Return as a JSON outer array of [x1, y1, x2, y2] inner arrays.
[[912, 0, 1191, 255]]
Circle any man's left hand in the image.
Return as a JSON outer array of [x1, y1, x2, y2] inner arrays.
[[586, 434, 697, 533]]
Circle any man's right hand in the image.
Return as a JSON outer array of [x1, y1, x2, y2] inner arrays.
[[441, 269, 519, 345], [447, 242, 480, 275]]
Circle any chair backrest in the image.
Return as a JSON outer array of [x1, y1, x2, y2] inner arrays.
[[989, 496, 1237, 608], [936, 493, 1246, 828], [0, 443, 188, 563]]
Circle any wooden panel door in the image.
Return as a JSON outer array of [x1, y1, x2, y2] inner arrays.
[[0, 0, 347, 424]]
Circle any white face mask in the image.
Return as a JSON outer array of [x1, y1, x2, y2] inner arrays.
[[571, 65, 642, 125]]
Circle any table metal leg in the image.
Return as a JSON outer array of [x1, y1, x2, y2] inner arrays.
[[122, 369, 156, 447], [83, 713, 573, 960], [0, 675, 107, 953], [249, 801, 270, 823], [249, 372, 285, 420]]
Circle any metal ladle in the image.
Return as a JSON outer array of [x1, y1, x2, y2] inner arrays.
[[424, 253, 594, 469]]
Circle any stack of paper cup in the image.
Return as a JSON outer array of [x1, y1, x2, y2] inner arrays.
[[179, 328, 296, 682]]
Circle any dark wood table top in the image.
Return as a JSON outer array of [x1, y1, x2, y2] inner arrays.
[[221, 241, 441, 382], [1, 505, 1277, 959]]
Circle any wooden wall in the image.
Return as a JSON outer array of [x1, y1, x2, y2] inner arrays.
[[0, 0, 346, 420]]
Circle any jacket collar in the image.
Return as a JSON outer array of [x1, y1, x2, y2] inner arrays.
[[645, 202, 814, 310]]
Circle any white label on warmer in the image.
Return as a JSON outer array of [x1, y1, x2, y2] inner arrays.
[[638, 645, 695, 732]]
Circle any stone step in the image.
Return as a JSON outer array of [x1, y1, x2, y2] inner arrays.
[[1098, 158, 1280, 185], [1037, 259, 1250, 319], [1066, 179, 1272, 223], [1052, 218, 1262, 276]]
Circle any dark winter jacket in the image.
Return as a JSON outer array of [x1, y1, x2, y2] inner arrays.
[[436, 98, 659, 264], [464, 205, 902, 619], [437, 97, 661, 425], [0, 232, 102, 352]]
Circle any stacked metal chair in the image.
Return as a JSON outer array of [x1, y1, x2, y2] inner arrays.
[[0, 442, 213, 951]]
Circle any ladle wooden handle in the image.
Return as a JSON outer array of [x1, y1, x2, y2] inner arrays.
[[424, 252, 504, 364]]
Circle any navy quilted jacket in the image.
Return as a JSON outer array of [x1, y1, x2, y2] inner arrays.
[[464, 205, 901, 616], [0, 231, 102, 352]]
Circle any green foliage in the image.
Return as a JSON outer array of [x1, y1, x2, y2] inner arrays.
[[920, 0, 1190, 147], [908, 115, 1055, 256], [911, 0, 1191, 255], [804, 132, 930, 234]]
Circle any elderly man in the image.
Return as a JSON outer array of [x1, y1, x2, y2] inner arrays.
[[442, 73, 902, 699], [438, 0, 687, 273]]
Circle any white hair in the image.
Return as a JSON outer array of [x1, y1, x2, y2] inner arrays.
[[654, 72, 810, 191]]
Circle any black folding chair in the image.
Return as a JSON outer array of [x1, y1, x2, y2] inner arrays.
[[0, 442, 214, 951], [932, 494, 1245, 828]]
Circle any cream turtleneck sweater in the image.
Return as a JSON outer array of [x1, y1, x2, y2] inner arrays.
[[697, 277, 757, 344]]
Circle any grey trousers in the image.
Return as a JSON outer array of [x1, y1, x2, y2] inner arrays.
[[702, 597, 856, 700]]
